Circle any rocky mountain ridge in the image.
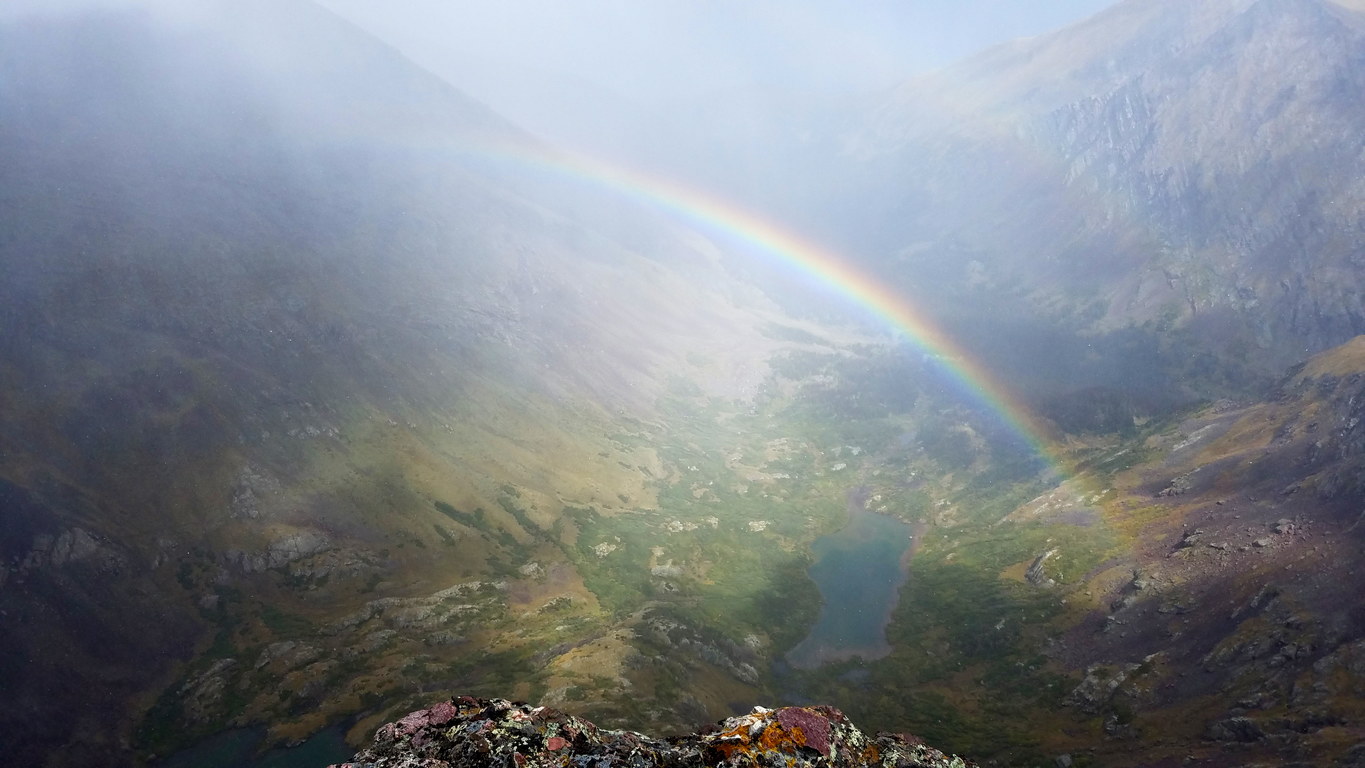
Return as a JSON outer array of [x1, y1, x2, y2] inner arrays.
[[5, 1, 1365, 766], [830, 0, 1365, 401], [979, 336, 1365, 766], [326, 696, 975, 768]]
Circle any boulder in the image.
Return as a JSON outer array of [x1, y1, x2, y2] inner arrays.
[[329, 696, 975, 768]]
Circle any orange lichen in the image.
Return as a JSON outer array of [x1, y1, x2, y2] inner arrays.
[[710, 723, 758, 760], [710, 719, 807, 762], [758, 722, 799, 753]]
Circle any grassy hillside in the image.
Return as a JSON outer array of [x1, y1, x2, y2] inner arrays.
[[6, 4, 1365, 768]]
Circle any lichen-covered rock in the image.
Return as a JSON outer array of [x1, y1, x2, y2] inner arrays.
[[329, 696, 975, 768]]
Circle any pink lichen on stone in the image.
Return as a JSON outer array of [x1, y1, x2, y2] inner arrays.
[[396, 708, 432, 736], [329, 696, 977, 768], [775, 707, 832, 756], [427, 700, 457, 726]]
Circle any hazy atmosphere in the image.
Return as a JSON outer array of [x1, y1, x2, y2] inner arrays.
[[5, 0, 1365, 767], [316, 1, 1119, 104], [313, 0, 1120, 175]]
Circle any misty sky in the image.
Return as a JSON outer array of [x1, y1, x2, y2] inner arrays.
[[317, 0, 1120, 112], [2, 0, 1121, 152]]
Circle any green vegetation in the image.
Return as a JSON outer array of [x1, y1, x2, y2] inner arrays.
[[679, 342, 1141, 762], [432, 524, 457, 546], [496, 487, 542, 537], [136, 685, 196, 757], [140, 337, 1115, 764], [435, 500, 517, 547], [259, 604, 312, 638]]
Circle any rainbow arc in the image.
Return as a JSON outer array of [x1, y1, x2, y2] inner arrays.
[[427, 133, 1064, 474]]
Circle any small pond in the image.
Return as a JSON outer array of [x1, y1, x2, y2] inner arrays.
[[785, 493, 913, 669]]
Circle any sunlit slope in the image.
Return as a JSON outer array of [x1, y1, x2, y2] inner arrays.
[[836, 0, 1365, 401], [1035, 334, 1365, 766], [0, 3, 844, 764], [790, 335, 1365, 767]]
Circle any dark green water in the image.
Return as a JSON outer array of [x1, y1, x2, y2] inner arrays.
[[785, 495, 912, 669], [156, 724, 352, 768]]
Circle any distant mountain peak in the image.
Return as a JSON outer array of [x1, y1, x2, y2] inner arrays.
[[842, 0, 1365, 385]]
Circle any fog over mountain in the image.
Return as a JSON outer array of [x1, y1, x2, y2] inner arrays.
[[314, 0, 1119, 201], [4, 1, 1365, 767], [315, 1, 1120, 122]]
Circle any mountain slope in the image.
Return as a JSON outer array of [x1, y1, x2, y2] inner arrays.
[[770, 333, 1365, 768], [7, 1, 1365, 767], [1046, 336, 1365, 765], [836, 0, 1365, 403], [0, 3, 853, 764]]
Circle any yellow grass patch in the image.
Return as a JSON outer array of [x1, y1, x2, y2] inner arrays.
[[1294, 335, 1365, 381]]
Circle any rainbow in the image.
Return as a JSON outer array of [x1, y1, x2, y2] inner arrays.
[[443, 134, 1061, 472]]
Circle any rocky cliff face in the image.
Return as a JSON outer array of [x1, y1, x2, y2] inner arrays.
[[836, 0, 1365, 396], [1015, 335, 1365, 765], [327, 696, 974, 768]]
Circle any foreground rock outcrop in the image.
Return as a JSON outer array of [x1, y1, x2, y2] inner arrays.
[[330, 696, 974, 768]]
